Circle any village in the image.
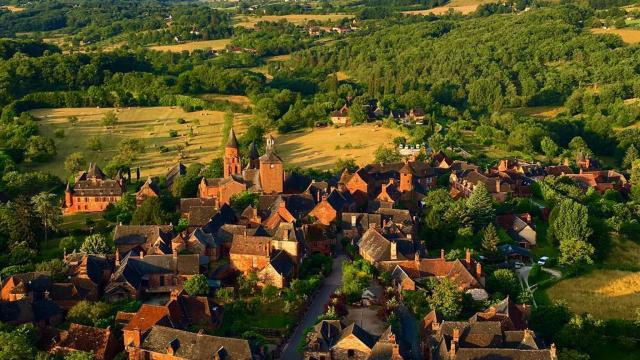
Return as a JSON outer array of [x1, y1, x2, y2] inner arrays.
[[0, 117, 630, 360]]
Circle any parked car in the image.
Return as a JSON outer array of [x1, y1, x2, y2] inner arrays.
[[513, 261, 524, 269], [538, 256, 549, 266]]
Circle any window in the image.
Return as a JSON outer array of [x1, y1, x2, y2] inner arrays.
[[159, 276, 165, 286], [348, 349, 355, 358]]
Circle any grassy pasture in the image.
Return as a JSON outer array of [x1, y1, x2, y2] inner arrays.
[[402, 0, 492, 15], [508, 106, 565, 119], [148, 38, 231, 53], [274, 124, 404, 170], [235, 13, 354, 28], [591, 28, 640, 44], [28, 107, 248, 178], [546, 269, 640, 320]]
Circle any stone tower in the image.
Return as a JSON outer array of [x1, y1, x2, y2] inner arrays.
[[224, 128, 242, 178], [399, 160, 414, 193], [259, 135, 284, 194]]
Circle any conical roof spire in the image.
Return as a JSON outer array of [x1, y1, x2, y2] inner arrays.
[[248, 141, 259, 159], [226, 128, 239, 148]]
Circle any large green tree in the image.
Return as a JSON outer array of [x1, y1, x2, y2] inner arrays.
[[466, 183, 495, 230], [428, 278, 463, 320]]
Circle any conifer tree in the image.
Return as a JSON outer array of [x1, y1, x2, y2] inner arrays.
[[482, 223, 500, 260], [623, 145, 639, 169], [466, 183, 495, 230]]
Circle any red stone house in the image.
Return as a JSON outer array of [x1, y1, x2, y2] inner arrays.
[[51, 323, 122, 360], [564, 170, 629, 194], [330, 104, 350, 126], [198, 177, 247, 205], [135, 177, 160, 206], [63, 164, 125, 214], [449, 169, 513, 202], [104, 252, 200, 302], [229, 235, 271, 274], [384, 249, 485, 294], [309, 189, 355, 226]]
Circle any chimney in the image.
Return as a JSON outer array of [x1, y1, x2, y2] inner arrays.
[[197, 329, 205, 336], [449, 338, 457, 358], [390, 241, 397, 260], [453, 327, 460, 344], [476, 262, 482, 278], [550, 343, 557, 360], [465, 248, 471, 266], [139, 252, 144, 259], [440, 249, 445, 260], [351, 215, 357, 227], [115, 250, 120, 267], [130, 328, 141, 347], [172, 248, 178, 259], [170, 289, 180, 301], [414, 251, 420, 262], [316, 189, 321, 203]]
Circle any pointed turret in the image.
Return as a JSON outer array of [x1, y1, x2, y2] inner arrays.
[[226, 128, 239, 148], [247, 141, 260, 169], [224, 127, 242, 177]]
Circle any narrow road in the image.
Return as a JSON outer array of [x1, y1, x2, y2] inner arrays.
[[516, 266, 537, 308], [279, 254, 347, 360]]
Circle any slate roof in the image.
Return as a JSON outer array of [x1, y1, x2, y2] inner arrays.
[[165, 162, 187, 188], [358, 228, 414, 262], [226, 128, 239, 148], [336, 322, 377, 349], [469, 296, 530, 331], [108, 253, 200, 290], [113, 225, 174, 248], [139, 325, 252, 359], [180, 198, 216, 214], [269, 250, 295, 277], [230, 235, 270, 257], [3, 272, 52, 295], [341, 212, 382, 231], [188, 206, 219, 227], [201, 204, 237, 235]]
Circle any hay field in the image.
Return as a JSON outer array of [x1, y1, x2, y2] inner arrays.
[[148, 38, 231, 53], [235, 14, 354, 28], [198, 94, 252, 107], [546, 269, 640, 320], [403, 0, 492, 15], [29, 107, 248, 178], [591, 28, 640, 44], [274, 124, 405, 170], [509, 106, 565, 118], [1, 5, 24, 12]]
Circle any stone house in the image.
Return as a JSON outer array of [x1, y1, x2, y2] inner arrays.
[[51, 323, 122, 360], [135, 177, 160, 206], [63, 164, 125, 214]]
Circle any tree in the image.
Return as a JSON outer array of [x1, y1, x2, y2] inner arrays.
[[183, 274, 209, 296], [529, 301, 572, 343], [342, 260, 374, 303], [0, 330, 37, 359], [631, 160, 640, 202], [64, 152, 87, 174], [481, 223, 500, 260], [65, 352, 94, 360], [374, 145, 401, 163], [87, 136, 103, 151], [80, 234, 112, 255], [31, 192, 61, 246], [66, 301, 112, 326], [25, 136, 56, 162], [0, 196, 39, 248], [348, 101, 367, 124], [486, 269, 520, 298], [559, 238, 595, 269], [101, 111, 118, 127], [131, 197, 172, 225], [261, 284, 279, 302], [623, 144, 639, 169], [466, 183, 495, 230], [36, 259, 68, 282], [540, 136, 559, 161], [335, 158, 358, 173], [428, 278, 463, 320], [229, 191, 259, 212]]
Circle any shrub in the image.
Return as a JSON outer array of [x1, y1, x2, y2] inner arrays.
[[176, 118, 186, 124], [54, 129, 65, 138], [169, 130, 179, 138]]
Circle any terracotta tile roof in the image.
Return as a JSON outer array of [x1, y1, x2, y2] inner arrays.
[[123, 304, 172, 332], [180, 198, 216, 214], [54, 323, 117, 360]]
